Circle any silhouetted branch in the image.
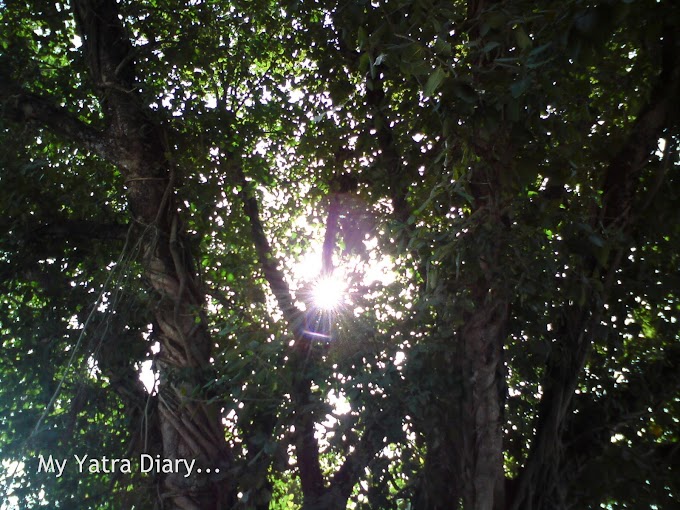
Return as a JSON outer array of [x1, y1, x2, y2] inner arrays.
[[235, 164, 303, 332], [0, 79, 118, 164], [510, 26, 680, 510]]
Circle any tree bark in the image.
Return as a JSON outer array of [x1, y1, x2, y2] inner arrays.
[[68, 1, 235, 507], [459, 295, 507, 510]]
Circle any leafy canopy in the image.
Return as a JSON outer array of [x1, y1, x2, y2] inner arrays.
[[1, 0, 679, 509]]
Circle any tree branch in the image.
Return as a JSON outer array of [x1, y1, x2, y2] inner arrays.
[[233, 160, 328, 505], [0, 79, 118, 164], [235, 163, 304, 333], [365, 76, 413, 226], [330, 408, 400, 505], [510, 27, 680, 510], [322, 194, 340, 275], [600, 27, 680, 228], [564, 341, 680, 467], [335, 24, 415, 227]]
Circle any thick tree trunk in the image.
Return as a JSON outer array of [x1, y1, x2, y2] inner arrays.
[[414, 296, 507, 510], [414, 182, 508, 510], [458, 296, 507, 510], [453, 161, 508, 510], [70, 1, 235, 507]]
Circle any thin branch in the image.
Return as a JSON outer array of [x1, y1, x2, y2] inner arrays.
[[364, 76, 413, 225], [322, 194, 340, 274], [233, 159, 327, 503], [331, 408, 399, 504], [640, 135, 676, 212], [235, 163, 303, 332]]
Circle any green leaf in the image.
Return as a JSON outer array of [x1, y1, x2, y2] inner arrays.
[[359, 52, 371, 74], [482, 41, 501, 53], [510, 76, 531, 98], [424, 67, 446, 97], [434, 38, 452, 56], [357, 26, 368, 49], [515, 27, 531, 51]]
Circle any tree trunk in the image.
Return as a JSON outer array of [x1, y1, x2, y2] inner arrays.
[[458, 296, 507, 510], [414, 295, 507, 510], [71, 1, 235, 507], [414, 187, 508, 510]]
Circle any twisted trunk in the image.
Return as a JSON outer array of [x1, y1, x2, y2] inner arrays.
[[70, 1, 235, 507]]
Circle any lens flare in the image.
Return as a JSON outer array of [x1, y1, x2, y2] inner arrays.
[[311, 274, 346, 311]]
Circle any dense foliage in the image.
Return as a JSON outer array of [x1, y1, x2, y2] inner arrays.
[[1, 0, 679, 509]]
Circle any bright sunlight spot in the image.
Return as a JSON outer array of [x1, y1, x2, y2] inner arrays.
[[311, 274, 346, 311]]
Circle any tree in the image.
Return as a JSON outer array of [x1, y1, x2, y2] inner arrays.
[[1, 0, 679, 509]]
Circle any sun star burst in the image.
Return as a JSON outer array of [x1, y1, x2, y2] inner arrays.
[[311, 274, 346, 311]]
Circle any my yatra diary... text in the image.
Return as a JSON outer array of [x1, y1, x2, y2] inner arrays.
[[36, 454, 217, 478]]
